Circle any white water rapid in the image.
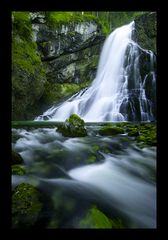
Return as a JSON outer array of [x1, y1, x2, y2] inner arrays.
[[36, 21, 155, 122]]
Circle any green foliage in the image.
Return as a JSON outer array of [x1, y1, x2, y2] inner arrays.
[[79, 205, 125, 228], [85, 11, 146, 35]]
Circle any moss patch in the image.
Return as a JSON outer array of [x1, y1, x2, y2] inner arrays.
[[136, 123, 156, 147], [12, 183, 43, 228], [79, 205, 125, 228], [41, 82, 89, 106], [12, 12, 46, 120], [12, 165, 26, 175], [99, 126, 124, 136]]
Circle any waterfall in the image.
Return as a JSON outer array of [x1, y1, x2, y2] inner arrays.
[[36, 21, 156, 122]]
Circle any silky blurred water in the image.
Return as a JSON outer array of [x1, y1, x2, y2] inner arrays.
[[12, 126, 156, 228]]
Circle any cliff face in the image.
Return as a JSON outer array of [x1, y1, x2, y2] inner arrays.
[[12, 12, 105, 120], [133, 12, 156, 54], [12, 12, 47, 120], [12, 12, 156, 121], [31, 13, 105, 85], [119, 12, 157, 121]]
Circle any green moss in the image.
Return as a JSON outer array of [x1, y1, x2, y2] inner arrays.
[[136, 123, 156, 146], [12, 12, 32, 40], [45, 12, 98, 28], [57, 114, 87, 137], [42, 82, 89, 105], [79, 205, 125, 228], [12, 37, 44, 76], [92, 145, 100, 152], [12, 12, 46, 120], [127, 127, 140, 137], [12, 183, 43, 228], [99, 126, 124, 136], [86, 155, 97, 164], [12, 165, 26, 175]]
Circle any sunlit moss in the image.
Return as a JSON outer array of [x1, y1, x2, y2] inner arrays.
[[79, 205, 125, 228]]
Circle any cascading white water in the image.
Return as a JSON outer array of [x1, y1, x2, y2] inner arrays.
[[36, 21, 155, 122]]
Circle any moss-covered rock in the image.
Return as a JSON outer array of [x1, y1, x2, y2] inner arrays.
[[12, 12, 46, 120], [133, 12, 156, 53], [79, 205, 125, 228], [57, 114, 87, 137], [12, 183, 43, 228], [12, 150, 24, 165], [136, 123, 156, 147], [12, 165, 26, 175], [99, 126, 124, 136], [40, 81, 89, 106], [127, 126, 140, 137]]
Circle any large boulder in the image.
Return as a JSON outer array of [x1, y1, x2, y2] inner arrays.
[[57, 114, 87, 137]]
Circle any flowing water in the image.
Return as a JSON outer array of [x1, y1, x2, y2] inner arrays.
[[35, 21, 156, 122], [12, 125, 156, 228], [12, 21, 156, 228]]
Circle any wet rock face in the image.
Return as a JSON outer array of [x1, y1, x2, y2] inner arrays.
[[132, 12, 156, 54], [119, 13, 157, 121], [31, 15, 105, 84]]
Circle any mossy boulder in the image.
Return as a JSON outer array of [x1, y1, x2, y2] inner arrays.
[[79, 205, 125, 228], [12, 165, 26, 175], [12, 183, 43, 228], [57, 114, 87, 137], [12, 150, 24, 165], [99, 126, 124, 136]]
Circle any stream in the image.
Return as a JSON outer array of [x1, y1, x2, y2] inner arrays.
[[12, 124, 156, 228]]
